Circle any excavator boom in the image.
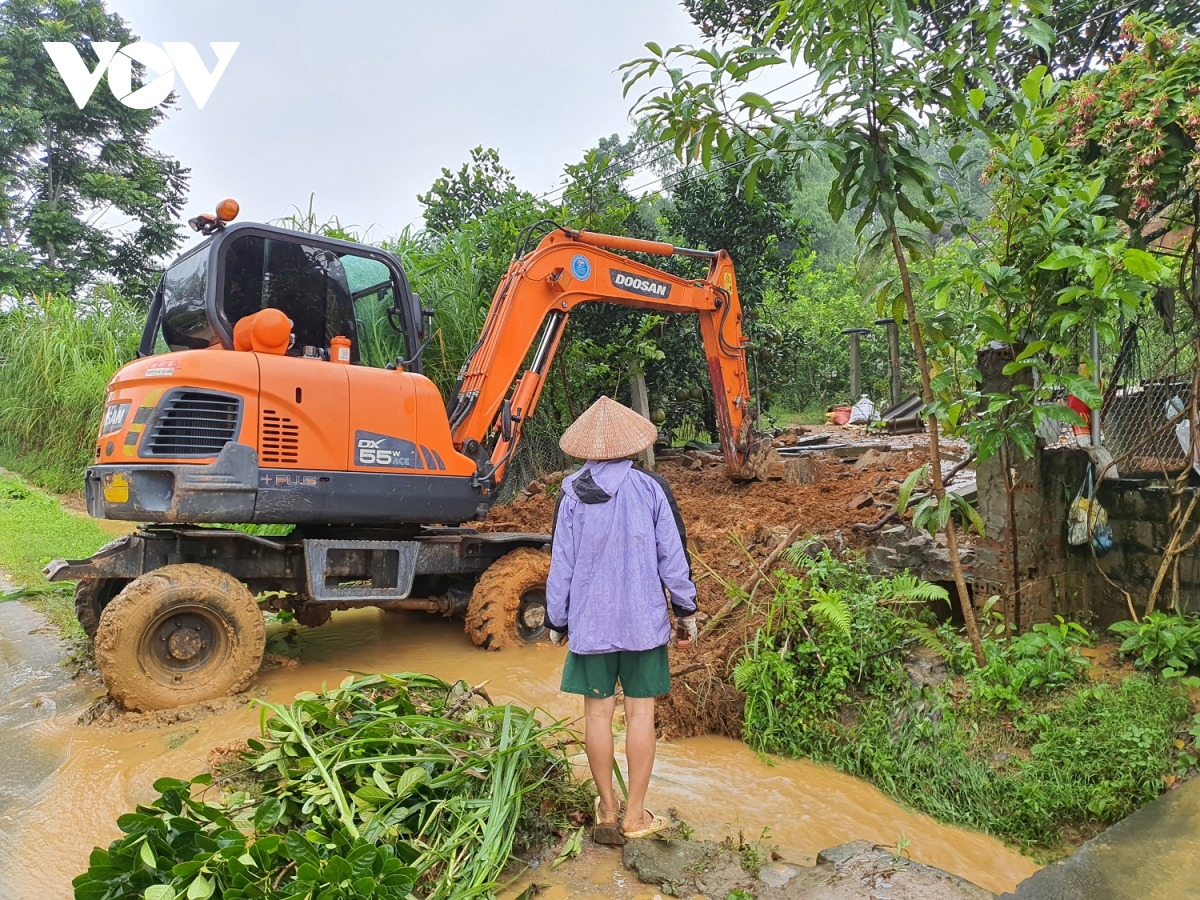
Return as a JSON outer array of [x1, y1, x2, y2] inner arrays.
[[445, 227, 755, 485]]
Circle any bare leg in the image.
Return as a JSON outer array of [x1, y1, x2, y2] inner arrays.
[[622, 696, 657, 831], [584, 695, 619, 823]]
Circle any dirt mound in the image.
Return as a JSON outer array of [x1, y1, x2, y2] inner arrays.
[[484, 453, 924, 740], [483, 453, 919, 544]]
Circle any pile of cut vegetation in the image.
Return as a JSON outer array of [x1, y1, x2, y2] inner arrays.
[[72, 673, 589, 900]]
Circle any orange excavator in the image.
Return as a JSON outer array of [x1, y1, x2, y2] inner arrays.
[[46, 201, 756, 710]]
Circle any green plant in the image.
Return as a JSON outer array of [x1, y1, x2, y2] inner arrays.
[[969, 617, 1093, 712], [72, 774, 417, 900], [731, 553, 1190, 848], [1111, 612, 1200, 678], [73, 674, 587, 900]]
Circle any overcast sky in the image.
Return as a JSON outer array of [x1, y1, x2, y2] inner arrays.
[[108, 1, 717, 245]]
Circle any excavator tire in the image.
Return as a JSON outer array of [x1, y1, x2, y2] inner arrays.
[[465, 548, 551, 650], [74, 577, 129, 640], [94, 564, 266, 712]]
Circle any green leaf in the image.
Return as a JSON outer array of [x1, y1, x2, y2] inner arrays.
[[738, 91, 774, 112], [186, 875, 214, 900], [948, 144, 967, 163], [1022, 19, 1055, 55], [1038, 246, 1085, 270], [393, 766, 427, 800], [1028, 135, 1044, 163], [144, 887, 175, 900], [140, 840, 157, 870], [968, 89, 986, 111], [1062, 374, 1102, 409], [252, 797, 285, 831], [896, 464, 928, 517], [1122, 248, 1162, 281]]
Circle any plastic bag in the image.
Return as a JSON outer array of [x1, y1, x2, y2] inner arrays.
[[1091, 507, 1114, 556], [847, 394, 876, 425], [1066, 465, 1113, 554]]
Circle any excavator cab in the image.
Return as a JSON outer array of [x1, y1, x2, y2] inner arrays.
[[143, 221, 424, 367]]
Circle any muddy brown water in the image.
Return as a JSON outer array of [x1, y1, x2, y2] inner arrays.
[[0, 605, 1039, 898]]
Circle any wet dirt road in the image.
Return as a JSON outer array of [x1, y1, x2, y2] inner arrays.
[[0, 605, 1039, 898]]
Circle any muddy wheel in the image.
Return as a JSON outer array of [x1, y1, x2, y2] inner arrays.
[[465, 548, 551, 650], [94, 564, 266, 711], [74, 578, 129, 640]]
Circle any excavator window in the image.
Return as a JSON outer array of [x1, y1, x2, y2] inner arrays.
[[161, 243, 213, 350], [222, 234, 360, 361]]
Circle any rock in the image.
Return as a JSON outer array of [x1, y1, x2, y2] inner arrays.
[[904, 644, 949, 689], [865, 546, 900, 574], [622, 838, 755, 898], [759, 861, 806, 887], [623, 837, 994, 899], [848, 493, 874, 510], [784, 457, 821, 485]]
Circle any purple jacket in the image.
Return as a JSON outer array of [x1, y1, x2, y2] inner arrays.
[[545, 459, 697, 654]]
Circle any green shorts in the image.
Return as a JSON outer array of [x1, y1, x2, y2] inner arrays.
[[560, 645, 671, 699]]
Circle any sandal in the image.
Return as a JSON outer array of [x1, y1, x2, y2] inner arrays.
[[622, 809, 669, 839]]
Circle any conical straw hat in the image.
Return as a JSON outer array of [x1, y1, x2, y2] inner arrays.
[[559, 396, 658, 460]]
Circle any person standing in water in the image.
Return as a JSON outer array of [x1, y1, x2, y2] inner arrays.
[[545, 396, 698, 841]]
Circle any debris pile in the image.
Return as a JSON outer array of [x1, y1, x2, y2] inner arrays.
[[484, 433, 975, 739]]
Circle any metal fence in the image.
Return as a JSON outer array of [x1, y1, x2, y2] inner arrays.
[[1098, 315, 1197, 475]]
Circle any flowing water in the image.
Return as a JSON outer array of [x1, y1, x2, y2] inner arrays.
[[0, 605, 1040, 898]]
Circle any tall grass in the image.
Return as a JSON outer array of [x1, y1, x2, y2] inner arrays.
[[0, 290, 141, 491], [381, 225, 495, 397]]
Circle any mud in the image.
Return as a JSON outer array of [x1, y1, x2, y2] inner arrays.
[[484, 453, 922, 546], [0, 603, 1039, 899]]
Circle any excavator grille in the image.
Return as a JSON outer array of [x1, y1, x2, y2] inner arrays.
[[141, 389, 242, 458], [260, 410, 300, 464]]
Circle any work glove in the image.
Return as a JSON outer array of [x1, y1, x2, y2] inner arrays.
[[675, 616, 698, 648], [548, 629, 567, 647]]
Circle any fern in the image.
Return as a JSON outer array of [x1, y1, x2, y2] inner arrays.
[[899, 619, 949, 659], [808, 589, 852, 639], [885, 574, 950, 605], [781, 538, 819, 569]]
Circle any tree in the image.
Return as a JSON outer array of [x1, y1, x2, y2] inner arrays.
[[0, 0, 189, 299], [622, 0, 1012, 664], [417, 146, 525, 234], [680, 0, 1198, 89]]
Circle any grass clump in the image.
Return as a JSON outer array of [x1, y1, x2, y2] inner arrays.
[[73, 673, 588, 900], [0, 473, 112, 643], [734, 551, 1194, 851], [0, 292, 141, 492]]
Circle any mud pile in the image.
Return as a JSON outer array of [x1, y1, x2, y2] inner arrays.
[[484, 449, 931, 739]]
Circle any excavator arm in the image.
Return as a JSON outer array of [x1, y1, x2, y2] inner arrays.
[[445, 227, 756, 488]]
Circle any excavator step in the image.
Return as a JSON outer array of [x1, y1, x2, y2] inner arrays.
[[303, 539, 420, 602]]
